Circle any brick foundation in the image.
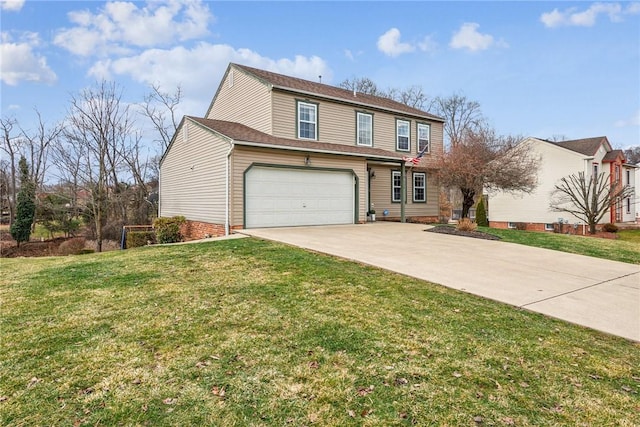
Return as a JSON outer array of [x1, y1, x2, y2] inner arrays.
[[181, 220, 243, 240], [489, 221, 589, 235]]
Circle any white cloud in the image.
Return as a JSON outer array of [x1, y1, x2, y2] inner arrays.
[[54, 0, 213, 57], [88, 43, 332, 115], [614, 110, 640, 127], [0, 0, 25, 12], [344, 49, 354, 61], [418, 35, 437, 52], [449, 23, 499, 52], [540, 2, 639, 28], [377, 28, 415, 57], [0, 32, 57, 86]]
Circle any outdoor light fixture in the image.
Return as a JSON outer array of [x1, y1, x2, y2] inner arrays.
[[369, 170, 376, 178], [304, 155, 311, 166]]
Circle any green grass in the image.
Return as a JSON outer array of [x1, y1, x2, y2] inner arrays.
[[479, 227, 640, 264], [1, 239, 639, 426]]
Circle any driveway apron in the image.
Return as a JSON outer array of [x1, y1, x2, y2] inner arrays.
[[240, 223, 640, 342]]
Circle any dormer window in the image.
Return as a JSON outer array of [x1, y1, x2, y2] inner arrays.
[[297, 101, 318, 140]]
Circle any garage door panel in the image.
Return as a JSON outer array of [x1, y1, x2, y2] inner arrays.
[[246, 167, 354, 228]]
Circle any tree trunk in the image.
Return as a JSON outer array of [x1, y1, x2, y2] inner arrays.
[[460, 187, 476, 219], [588, 222, 597, 235]]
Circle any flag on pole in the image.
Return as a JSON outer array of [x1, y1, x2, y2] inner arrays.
[[402, 144, 428, 165]]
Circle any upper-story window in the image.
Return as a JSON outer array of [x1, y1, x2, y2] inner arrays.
[[357, 112, 373, 146], [627, 169, 631, 186], [417, 123, 430, 154], [297, 101, 318, 140], [396, 119, 410, 151], [592, 163, 599, 179]]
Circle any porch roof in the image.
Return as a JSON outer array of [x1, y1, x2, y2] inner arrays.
[[188, 117, 407, 162]]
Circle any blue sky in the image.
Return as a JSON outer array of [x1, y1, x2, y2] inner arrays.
[[2, 0, 639, 149]]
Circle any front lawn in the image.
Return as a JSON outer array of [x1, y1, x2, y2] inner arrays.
[[1, 239, 639, 426], [480, 227, 640, 264]]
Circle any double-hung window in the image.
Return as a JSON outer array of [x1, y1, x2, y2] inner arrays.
[[357, 112, 373, 146], [297, 101, 317, 140], [417, 123, 430, 154], [392, 171, 402, 202], [413, 172, 426, 202], [396, 119, 410, 151]]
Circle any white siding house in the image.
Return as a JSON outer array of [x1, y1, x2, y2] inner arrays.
[[487, 136, 635, 233]]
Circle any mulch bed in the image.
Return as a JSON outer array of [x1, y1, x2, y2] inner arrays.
[[425, 225, 502, 241]]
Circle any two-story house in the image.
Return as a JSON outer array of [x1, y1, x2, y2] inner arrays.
[[487, 136, 637, 233], [159, 63, 445, 238]]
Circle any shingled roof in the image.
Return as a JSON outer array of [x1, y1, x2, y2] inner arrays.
[[551, 136, 609, 156], [232, 63, 443, 122], [187, 116, 406, 161], [602, 149, 624, 162]]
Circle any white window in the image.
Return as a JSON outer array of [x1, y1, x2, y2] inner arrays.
[[508, 222, 516, 229], [593, 163, 599, 178], [396, 120, 410, 151], [417, 123, 430, 154], [413, 172, 426, 202], [392, 171, 402, 202], [545, 223, 554, 231], [357, 112, 373, 146], [297, 101, 317, 140]]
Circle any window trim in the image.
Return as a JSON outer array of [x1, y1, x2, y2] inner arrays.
[[395, 119, 410, 152], [507, 222, 516, 229], [412, 172, 426, 203], [416, 122, 430, 154], [544, 223, 554, 231], [627, 197, 631, 214], [296, 100, 319, 140], [626, 169, 631, 186], [356, 111, 373, 147], [391, 170, 403, 203]]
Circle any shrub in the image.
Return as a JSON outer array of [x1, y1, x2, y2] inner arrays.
[[602, 223, 619, 233], [456, 218, 477, 232], [475, 198, 488, 227], [10, 157, 36, 246], [154, 216, 186, 244], [126, 231, 156, 248], [515, 222, 527, 231], [58, 237, 87, 256]]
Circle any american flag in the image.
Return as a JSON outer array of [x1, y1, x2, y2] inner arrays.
[[402, 144, 428, 166]]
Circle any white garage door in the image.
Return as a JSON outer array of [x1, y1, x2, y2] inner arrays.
[[245, 166, 355, 228]]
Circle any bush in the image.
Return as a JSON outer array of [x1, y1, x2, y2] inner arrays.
[[515, 222, 527, 231], [602, 223, 619, 233], [456, 218, 477, 232], [475, 198, 488, 227], [58, 237, 87, 256], [126, 231, 156, 248], [154, 216, 186, 244]]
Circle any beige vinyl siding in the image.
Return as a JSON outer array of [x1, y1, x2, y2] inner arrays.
[[230, 147, 367, 226], [159, 120, 228, 223], [271, 91, 444, 158], [368, 166, 439, 218], [208, 67, 272, 134]]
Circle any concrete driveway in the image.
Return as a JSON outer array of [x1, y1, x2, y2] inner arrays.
[[240, 222, 640, 341]]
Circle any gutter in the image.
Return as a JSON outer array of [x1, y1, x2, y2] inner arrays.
[[225, 142, 234, 236], [232, 140, 403, 162]]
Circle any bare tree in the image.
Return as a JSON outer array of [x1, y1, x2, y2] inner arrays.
[[339, 77, 433, 111], [63, 80, 136, 252], [20, 109, 64, 193], [438, 128, 540, 218], [623, 146, 640, 164], [338, 77, 383, 96], [141, 84, 182, 153], [432, 94, 484, 147], [550, 172, 633, 234], [0, 117, 21, 224]]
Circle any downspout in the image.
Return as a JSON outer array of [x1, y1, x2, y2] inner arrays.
[[400, 161, 406, 223], [225, 141, 234, 236]]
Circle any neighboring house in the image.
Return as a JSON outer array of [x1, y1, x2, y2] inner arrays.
[[159, 63, 445, 238], [487, 136, 637, 233]]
